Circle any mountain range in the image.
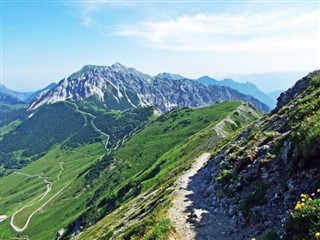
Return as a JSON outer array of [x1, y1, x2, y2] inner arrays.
[[0, 64, 318, 240], [2, 63, 276, 111], [26, 63, 269, 113], [195, 76, 276, 108]]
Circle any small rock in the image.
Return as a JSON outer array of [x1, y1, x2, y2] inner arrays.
[[261, 172, 269, 179], [203, 185, 214, 197], [228, 184, 237, 193], [229, 215, 237, 224], [213, 208, 220, 214], [196, 222, 207, 227], [189, 213, 198, 219], [57, 228, 65, 237], [187, 218, 197, 224], [264, 220, 273, 227], [228, 205, 236, 216]]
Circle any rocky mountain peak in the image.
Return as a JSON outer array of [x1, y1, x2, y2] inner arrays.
[[111, 62, 127, 70], [155, 72, 186, 80], [27, 63, 270, 113]]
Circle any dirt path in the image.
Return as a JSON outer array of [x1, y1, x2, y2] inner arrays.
[[168, 153, 211, 240], [168, 153, 241, 240], [68, 101, 110, 152]]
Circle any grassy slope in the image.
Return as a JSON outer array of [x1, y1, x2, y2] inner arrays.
[[0, 100, 260, 240], [75, 101, 261, 239], [0, 119, 22, 140], [76, 102, 242, 224], [0, 143, 105, 240], [0, 101, 153, 239], [0, 101, 25, 141]]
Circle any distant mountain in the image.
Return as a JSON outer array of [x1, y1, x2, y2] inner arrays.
[[226, 71, 308, 93], [28, 63, 270, 113], [25, 82, 57, 103], [268, 89, 284, 102], [196, 75, 219, 85], [155, 72, 186, 80], [0, 84, 34, 102], [0, 92, 25, 105], [0, 92, 26, 137], [196, 76, 276, 109]]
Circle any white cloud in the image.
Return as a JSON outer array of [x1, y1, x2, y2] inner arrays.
[[70, 1, 134, 27], [67, 1, 105, 27], [114, 9, 320, 52]]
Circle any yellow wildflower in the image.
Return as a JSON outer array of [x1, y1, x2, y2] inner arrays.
[[317, 189, 320, 193], [295, 203, 302, 210], [301, 202, 305, 207], [302, 198, 305, 202], [316, 232, 320, 238]]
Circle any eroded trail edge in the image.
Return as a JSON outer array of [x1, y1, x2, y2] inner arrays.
[[168, 153, 211, 240]]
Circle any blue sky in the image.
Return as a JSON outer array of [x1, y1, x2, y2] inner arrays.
[[1, 1, 320, 91]]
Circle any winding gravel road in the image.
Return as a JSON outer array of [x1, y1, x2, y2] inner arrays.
[[10, 161, 65, 232]]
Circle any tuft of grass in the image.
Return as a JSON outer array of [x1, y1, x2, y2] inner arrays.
[[261, 229, 278, 240], [240, 184, 266, 219], [215, 169, 232, 183]]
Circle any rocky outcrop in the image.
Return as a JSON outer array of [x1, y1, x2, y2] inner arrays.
[[276, 70, 320, 109], [28, 63, 270, 113]]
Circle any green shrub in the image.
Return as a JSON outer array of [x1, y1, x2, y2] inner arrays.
[[311, 76, 320, 88], [261, 229, 278, 240], [215, 169, 232, 183], [286, 194, 320, 239]]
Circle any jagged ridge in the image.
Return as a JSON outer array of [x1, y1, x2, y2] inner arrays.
[[28, 63, 270, 113]]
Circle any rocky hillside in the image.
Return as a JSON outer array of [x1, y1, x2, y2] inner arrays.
[[190, 70, 320, 239], [28, 63, 269, 113]]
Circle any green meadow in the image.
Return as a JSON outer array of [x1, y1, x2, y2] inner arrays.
[[0, 143, 105, 239]]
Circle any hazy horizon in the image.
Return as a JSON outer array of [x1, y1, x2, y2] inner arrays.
[[1, 67, 309, 94], [2, 1, 319, 92]]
